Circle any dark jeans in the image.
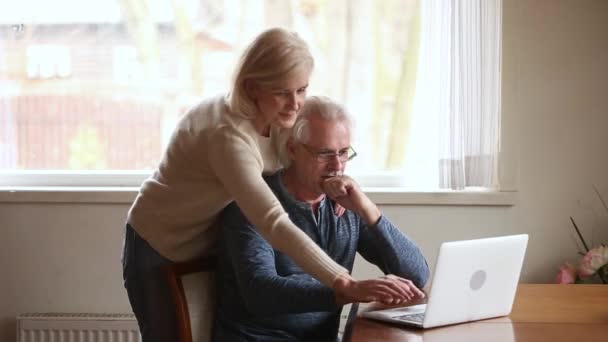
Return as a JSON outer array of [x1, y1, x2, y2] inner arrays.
[[122, 223, 177, 342]]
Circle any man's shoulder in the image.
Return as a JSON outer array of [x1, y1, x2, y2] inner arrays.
[[262, 171, 281, 186], [219, 172, 281, 227], [262, 171, 285, 199], [220, 200, 250, 226]]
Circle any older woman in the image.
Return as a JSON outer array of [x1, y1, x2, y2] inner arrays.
[[122, 27, 411, 342]]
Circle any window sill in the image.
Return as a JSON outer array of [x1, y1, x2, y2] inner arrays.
[[0, 186, 139, 204], [364, 188, 517, 206], [0, 186, 517, 206]]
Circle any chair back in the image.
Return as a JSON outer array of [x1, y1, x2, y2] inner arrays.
[[162, 255, 218, 342]]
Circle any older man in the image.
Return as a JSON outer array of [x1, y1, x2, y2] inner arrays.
[[213, 96, 430, 342]]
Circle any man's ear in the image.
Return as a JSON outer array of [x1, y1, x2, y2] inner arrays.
[[244, 79, 258, 101]]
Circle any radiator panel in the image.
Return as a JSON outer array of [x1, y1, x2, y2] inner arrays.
[[17, 313, 141, 342]]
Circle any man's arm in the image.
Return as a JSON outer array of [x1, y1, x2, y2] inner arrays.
[[219, 203, 339, 316], [356, 216, 430, 289], [323, 175, 430, 289]]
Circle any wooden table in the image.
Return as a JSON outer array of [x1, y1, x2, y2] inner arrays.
[[347, 284, 608, 342]]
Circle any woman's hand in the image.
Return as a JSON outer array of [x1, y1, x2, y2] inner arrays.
[[332, 274, 425, 306]]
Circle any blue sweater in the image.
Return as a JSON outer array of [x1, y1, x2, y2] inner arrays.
[[213, 171, 430, 341]]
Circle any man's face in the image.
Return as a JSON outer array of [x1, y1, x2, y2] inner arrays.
[[289, 115, 351, 196]]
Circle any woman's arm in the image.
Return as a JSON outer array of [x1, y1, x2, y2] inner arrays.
[[208, 126, 347, 286], [220, 203, 338, 315]]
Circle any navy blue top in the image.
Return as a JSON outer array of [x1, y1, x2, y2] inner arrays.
[[213, 171, 430, 341]]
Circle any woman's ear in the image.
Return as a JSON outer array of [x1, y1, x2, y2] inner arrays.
[[244, 79, 258, 101]]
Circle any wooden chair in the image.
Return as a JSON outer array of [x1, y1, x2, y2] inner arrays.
[[161, 255, 218, 342]]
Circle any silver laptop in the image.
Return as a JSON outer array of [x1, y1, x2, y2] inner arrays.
[[361, 234, 528, 329]]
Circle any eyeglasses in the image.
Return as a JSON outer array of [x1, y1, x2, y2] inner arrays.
[[300, 143, 357, 163]]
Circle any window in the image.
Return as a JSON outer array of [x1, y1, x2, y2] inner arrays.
[[26, 44, 71, 79], [0, 0, 504, 191], [113, 46, 144, 84]]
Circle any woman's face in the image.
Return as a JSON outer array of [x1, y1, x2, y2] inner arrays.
[[249, 72, 310, 130]]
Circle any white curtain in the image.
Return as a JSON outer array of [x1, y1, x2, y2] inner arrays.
[[404, 0, 502, 190], [0, 37, 17, 168]]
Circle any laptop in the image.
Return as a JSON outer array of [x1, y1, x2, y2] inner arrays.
[[361, 234, 528, 329]]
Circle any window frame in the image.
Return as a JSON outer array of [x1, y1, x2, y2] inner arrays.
[[0, 1, 519, 205], [0, 63, 519, 206]]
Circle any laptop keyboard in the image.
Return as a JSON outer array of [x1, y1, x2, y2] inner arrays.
[[394, 313, 425, 323]]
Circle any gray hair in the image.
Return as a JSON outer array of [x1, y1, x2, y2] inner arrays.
[[227, 27, 314, 119], [278, 96, 354, 166], [291, 96, 353, 143]]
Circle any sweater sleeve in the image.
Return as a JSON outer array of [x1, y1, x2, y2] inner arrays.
[[220, 203, 338, 315], [357, 216, 430, 288], [208, 126, 348, 286]]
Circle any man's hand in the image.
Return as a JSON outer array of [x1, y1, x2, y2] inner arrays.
[[332, 273, 425, 306], [322, 175, 380, 225]]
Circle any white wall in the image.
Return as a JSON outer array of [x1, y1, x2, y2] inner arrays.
[[1, 0, 608, 341]]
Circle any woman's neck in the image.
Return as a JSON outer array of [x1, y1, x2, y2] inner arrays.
[[252, 116, 271, 137]]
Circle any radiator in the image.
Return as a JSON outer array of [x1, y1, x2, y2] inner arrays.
[[17, 313, 141, 342]]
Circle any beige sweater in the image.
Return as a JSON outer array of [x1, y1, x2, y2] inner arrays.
[[127, 95, 347, 286]]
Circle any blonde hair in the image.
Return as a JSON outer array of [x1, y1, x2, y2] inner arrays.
[[228, 27, 314, 119]]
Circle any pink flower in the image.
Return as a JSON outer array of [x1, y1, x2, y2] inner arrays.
[[555, 262, 577, 284], [578, 246, 608, 278]]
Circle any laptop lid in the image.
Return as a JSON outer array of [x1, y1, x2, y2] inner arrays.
[[361, 234, 528, 329], [422, 234, 528, 328]]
